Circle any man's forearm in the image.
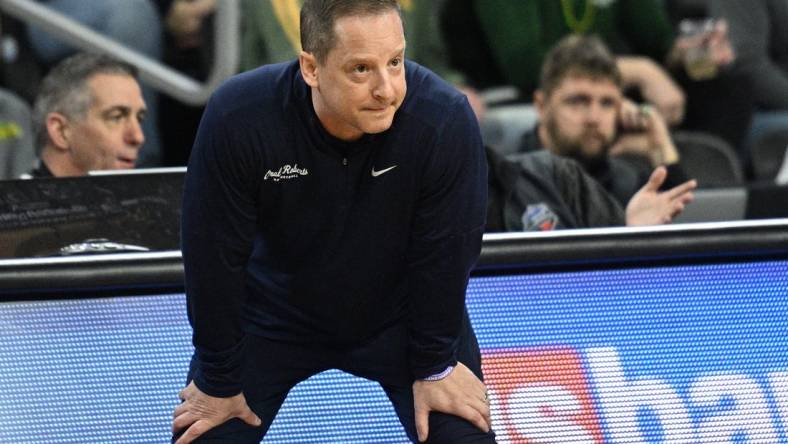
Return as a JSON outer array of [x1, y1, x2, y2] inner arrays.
[[617, 56, 659, 89]]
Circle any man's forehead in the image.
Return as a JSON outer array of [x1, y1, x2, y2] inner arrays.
[[333, 8, 403, 31], [554, 74, 621, 95], [329, 11, 405, 56], [87, 73, 144, 108], [87, 72, 136, 87]]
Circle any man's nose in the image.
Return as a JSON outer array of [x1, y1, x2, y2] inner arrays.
[[125, 118, 145, 148], [583, 102, 605, 124], [372, 70, 395, 102]]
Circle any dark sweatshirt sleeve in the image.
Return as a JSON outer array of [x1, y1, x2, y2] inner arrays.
[[553, 156, 626, 228], [406, 97, 487, 379], [181, 94, 261, 397]]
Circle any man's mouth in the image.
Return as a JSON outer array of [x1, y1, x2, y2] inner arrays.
[[583, 129, 606, 141], [581, 133, 611, 152], [117, 157, 136, 168]]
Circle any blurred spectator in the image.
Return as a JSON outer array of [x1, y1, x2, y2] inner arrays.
[[441, 0, 751, 151], [27, 53, 145, 178], [398, 0, 485, 120], [25, 0, 163, 167], [0, 88, 35, 179], [689, 0, 788, 170], [162, 0, 216, 50], [239, 0, 300, 71], [155, 0, 217, 166], [516, 34, 693, 206], [486, 147, 695, 231], [0, 14, 45, 104]]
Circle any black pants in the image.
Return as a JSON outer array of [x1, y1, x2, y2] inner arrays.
[[175, 310, 496, 443]]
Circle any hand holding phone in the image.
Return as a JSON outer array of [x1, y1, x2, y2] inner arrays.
[[613, 100, 679, 166]]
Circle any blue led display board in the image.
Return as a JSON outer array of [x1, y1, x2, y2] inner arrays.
[[1, 259, 787, 443]]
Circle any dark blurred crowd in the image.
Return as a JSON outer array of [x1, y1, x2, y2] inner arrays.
[[1, 0, 787, 226]]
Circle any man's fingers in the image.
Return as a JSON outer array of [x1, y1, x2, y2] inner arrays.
[[174, 419, 214, 444], [666, 179, 698, 199], [468, 393, 492, 429], [413, 399, 489, 443], [619, 107, 638, 128], [671, 201, 687, 219], [178, 383, 196, 401], [678, 192, 695, 205], [172, 382, 260, 441], [668, 106, 684, 125], [412, 362, 492, 440], [453, 363, 491, 429], [469, 378, 487, 396], [414, 405, 430, 442], [173, 401, 189, 419], [237, 406, 262, 427], [672, 189, 694, 206], [172, 410, 198, 434], [457, 402, 491, 434], [644, 166, 668, 191]]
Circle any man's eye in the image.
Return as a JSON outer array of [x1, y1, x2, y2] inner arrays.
[[566, 96, 590, 106], [390, 58, 402, 67], [354, 65, 368, 74]]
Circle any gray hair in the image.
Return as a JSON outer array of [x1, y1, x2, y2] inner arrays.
[[300, 0, 401, 65], [32, 52, 138, 152]]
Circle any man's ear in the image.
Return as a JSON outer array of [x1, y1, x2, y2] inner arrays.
[[299, 51, 319, 88], [45, 112, 71, 151], [533, 90, 546, 119]]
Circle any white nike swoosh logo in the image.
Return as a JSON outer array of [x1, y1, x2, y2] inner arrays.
[[371, 165, 397, 177]]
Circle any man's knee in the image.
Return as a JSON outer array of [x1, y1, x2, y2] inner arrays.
[[172, 417, 267, 443], [421, 411, 497, 444]]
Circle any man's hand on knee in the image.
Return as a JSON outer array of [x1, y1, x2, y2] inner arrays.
[[172, 381, 262, 444], [412, 362, 491, 442]]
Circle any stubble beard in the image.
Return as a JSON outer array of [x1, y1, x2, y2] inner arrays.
[[546, 117, 614, 175]]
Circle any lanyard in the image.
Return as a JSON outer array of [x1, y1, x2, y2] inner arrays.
[[560, 0, 596, 34]]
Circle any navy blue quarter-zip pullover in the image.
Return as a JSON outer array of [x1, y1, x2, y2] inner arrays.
[[181, 60, 487, 397]]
